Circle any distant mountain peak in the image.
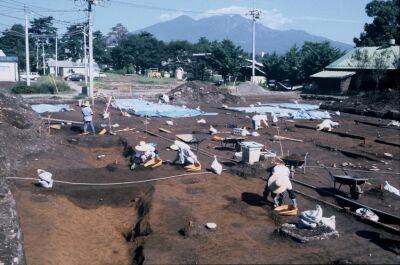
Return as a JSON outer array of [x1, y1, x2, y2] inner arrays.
[[137, 14, 352, 53]]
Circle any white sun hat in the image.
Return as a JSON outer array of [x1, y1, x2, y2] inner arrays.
[[135, 141, 149, 152], [268, 172, 292, 194]]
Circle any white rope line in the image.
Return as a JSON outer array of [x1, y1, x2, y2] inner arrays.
[[6, 171, 213, 186]]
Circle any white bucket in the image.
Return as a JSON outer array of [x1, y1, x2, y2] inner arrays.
[[78, 99, 83, 106]]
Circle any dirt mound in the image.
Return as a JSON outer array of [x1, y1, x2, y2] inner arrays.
[[0, 92, 52, 265], [0, 93, 51, 177], [321, 89, 400, 120], [169, 81, 245, 105]]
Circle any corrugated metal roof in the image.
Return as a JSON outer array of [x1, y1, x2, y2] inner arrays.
[[47, 59, 85, 67], [326, 45, 400, 70], [0, 56, 18, 63], [310, 70, 355, 78]]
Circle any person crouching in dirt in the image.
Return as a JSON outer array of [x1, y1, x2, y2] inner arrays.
[[262, 158, 298, 209], [170, 140, 201, 170], [81, 101, 95, 135], [130, 141, 159, 170]]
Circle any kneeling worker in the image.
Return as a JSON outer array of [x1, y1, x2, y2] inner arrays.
[[262, 158, 298, 208], [131, 141, 161, 170], [170, 140, 201, 171]]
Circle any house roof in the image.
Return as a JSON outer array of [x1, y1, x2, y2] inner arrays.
[[310, 70, 356, 78], [326, 45, 400, 70], [47, 59, 85, 68], [0, 49, 18, 62], [0, 56, 18, 63]]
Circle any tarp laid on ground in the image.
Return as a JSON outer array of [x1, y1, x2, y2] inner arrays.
[[31, 104, 74, 113], [112, 99, 217, 118], [226, 103, 330, 120], [258, 103, 320, 111]]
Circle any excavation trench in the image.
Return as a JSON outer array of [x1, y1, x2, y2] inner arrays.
[[126, 187, 154, 265]]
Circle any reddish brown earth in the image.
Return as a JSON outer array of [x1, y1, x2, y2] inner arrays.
[[8, 91, 400, 265]]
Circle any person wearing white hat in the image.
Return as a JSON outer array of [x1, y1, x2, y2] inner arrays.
[[171, 140, 200, 166], [130, 141, 158, 170], [81, 101, 95, 134], [262, 158, 297, 208]]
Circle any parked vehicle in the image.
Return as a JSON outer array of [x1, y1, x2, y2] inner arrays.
[[267, 79, 276, 88], [20, 72, 40, 81], [65, 73, 85, 81], [95, 72, 107, 78]]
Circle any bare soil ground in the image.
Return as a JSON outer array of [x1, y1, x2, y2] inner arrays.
[[3, 82, 400, 265]]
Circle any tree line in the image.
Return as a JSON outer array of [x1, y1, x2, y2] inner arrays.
[[0, 0, 398, 85]]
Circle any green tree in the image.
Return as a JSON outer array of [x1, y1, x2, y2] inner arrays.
[[354, 0, 400, 46], [30, 16, 58, 58], [93, 30, 109, 65], [0, 24, 26, 70], [59, 23, 85, 61], [300, 41, 345, 82], [208, 39, 245, 82], [107, 23, 128, 46], [109, 32, 164, 73], [282, 45, 302, 87], [262, 52, 286, 81]]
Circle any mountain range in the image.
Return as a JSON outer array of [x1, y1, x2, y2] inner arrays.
[[136, 15, 353, 54]]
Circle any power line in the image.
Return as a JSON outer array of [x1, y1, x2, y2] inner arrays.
[[112, 0, 229, 15]]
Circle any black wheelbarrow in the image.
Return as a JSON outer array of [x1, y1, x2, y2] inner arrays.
[[327, 170, 369, 200], [282, 153, 309, 179]]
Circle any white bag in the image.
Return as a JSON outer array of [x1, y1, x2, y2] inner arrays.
[[320, 216, 336, 230], [211, 155, 223, 175], [37, 169, 53, 189]]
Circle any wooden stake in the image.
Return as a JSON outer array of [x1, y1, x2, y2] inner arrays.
[[47, 114, 51, 136], [275, 121, 284, 157]]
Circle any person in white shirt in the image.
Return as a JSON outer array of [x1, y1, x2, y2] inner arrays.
[[81, 101, 95, 134], [171, 140, 200, 166], [130, 141, 159, 170], [262, 158, 298, 208]]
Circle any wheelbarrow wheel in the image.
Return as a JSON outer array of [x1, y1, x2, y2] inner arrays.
[[350, 184, 363, 200]]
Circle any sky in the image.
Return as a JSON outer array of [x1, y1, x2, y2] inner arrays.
[[0, 0, 373, 45]]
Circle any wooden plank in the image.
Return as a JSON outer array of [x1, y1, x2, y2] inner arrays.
[[159, 128, 171, 134], [274, 135, 303, 142], [41, 117, 83, 125]]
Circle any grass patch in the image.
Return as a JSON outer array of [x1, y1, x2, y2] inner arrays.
[[12, 77, 71, 94]]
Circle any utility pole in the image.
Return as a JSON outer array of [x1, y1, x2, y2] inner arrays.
[[88, 0, 94, 98], [24, 5, 30, 86], [42, 41, 46, 75], [83, 25, 88, 85], [55, 34, 58, 76], [36, 41, 39, 71], [247, 8, 261, 83], [75, 0, 109, 97]]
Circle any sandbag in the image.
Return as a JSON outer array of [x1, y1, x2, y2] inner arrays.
[[37, 169, 53, 188], [298, 205, 323, 229], [211, 155, 223, 175]]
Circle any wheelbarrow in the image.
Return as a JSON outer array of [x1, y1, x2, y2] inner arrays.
[[327, 169, 369, 200], [282, 153, 309, 179]]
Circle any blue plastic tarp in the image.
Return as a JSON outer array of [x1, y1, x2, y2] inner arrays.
[[31, 104, 74, 114], [226, 103, 330, 120], [112, 99, 217, 118]]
